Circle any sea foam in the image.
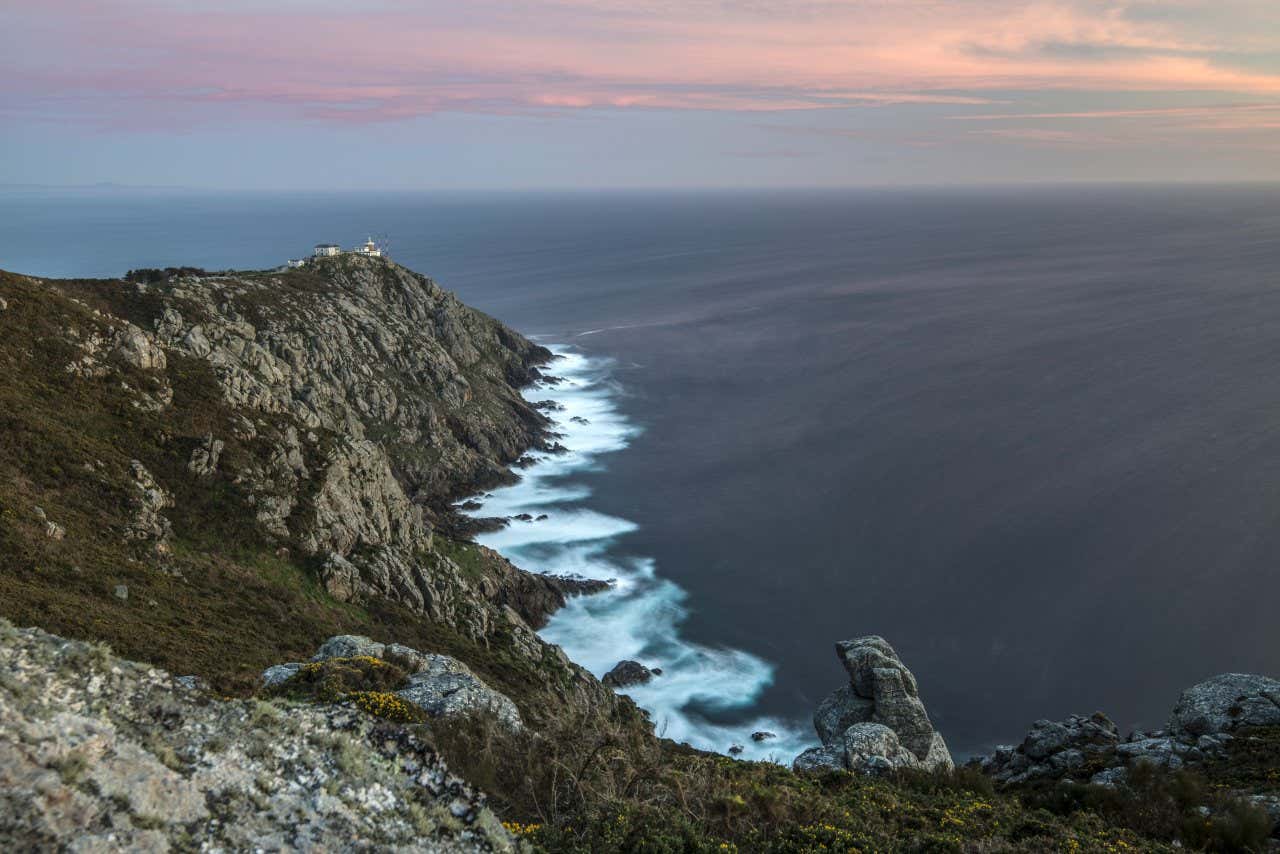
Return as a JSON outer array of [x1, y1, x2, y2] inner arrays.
[[462, 347, 814, 761]]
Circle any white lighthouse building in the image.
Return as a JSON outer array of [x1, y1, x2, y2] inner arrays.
[[356, 237, 382, 257]]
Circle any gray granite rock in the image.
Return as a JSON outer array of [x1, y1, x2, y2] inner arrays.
[[843, 723, 921, 775], [792, 745, 847, 773], [1169, 673, 1280, 738], [397, 655, 523, 732], [260, 662, 303, 687], [794, 635, 952, 773], [0, 621, 515, 852], [814, 684, 875, 747], [311, 634, 387, 661]]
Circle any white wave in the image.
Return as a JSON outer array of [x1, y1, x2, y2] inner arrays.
[[461, 347, 815, 763]]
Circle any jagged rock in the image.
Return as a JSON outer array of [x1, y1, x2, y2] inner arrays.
[[187, 432, 224, 477], [728, 744, 745, 756], [43, 521, 65, 540], [111, 322, 167, 371], [977, 713, 1120, 784], [0, 621, 515, 852], [752, 731, 777, 742], [312, 634, 387, 661], [1025, 713, 1119, 760], [112, 584, 128, 602], [125, 460, 173, 552], [1169, 673, 1280, 738], [603, 660, 654, 689], [0, 297, 7, 311], [318, 552, 362, 603], [796, 636, 952, 774]]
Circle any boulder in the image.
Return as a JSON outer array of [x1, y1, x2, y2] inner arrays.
[[396, 656, 523, 732], [311, 635, 386, 661], [261, 663, 303, 688], [793, 745, 846, 773], [794, 635, 952, 774], [602, 660, 654, 689], [1169, 673, 1280, 738], [751, 731, 777, 743], [843, 723, 921, 775]]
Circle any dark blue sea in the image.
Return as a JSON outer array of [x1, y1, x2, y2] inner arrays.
[[5, 185, 1280, 757]]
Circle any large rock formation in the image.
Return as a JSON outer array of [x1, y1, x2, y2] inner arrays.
[[793, 636, 953, 775], [0, 621, 514, 852]]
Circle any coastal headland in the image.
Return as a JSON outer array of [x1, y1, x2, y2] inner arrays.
[[0, 254, 1276, 851]]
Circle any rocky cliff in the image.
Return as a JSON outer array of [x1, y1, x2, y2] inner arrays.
[[0, 257, 627, 718]]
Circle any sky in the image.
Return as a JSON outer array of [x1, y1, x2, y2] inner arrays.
[[2, 0, 1279, 189]]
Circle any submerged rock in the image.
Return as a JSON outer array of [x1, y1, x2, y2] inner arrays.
[[602, 660, 655, 689]]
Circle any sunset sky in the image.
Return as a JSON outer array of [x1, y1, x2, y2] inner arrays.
[[4, 0, 1280, 188]]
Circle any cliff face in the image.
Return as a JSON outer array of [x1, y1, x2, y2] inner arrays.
[[0, 259, 621, 723]]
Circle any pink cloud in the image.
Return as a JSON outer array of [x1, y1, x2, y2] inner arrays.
[[5, 0, 1280, 126]]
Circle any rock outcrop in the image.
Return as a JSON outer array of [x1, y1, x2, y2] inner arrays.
[[0, 621, 514, 852], [263, 635, 524, 732], [976, 672, 1280, 789], [794, 636, 953, 775]]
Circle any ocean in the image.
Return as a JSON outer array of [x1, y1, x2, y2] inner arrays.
[[5, 184, 1280, 758]]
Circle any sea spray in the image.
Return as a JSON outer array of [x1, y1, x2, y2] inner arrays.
[[463, 347, 814, 761]]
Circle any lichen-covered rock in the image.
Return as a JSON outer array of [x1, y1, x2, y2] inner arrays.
[[396, 657, 523, 732], [261, 662, 303, 687], [1169, 673, 1280, 738], [0, 621, 515, 852], [312, 634, 388, 661], [792, 745, 846, 773], [814, 684, 874, 746], [843, 723, 921, 775], [795, 635, 953, 774]]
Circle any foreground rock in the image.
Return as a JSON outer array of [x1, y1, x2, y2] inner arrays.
[[793, 635, 953, 774], [0, 622, 514, 852], [264, 634, 523, 731]]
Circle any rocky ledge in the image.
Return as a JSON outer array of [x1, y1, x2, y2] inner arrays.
[[0, 621, 515, 852], [793, 636, 953, 775], [975, 672, 1280, 835]]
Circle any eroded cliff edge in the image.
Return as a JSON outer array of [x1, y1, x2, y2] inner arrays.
[[0, 255, 621, 709]]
